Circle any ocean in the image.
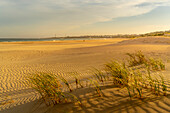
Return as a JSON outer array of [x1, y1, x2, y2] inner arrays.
[[0, 38, 96, 42]]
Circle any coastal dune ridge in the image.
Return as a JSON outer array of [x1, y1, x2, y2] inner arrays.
[[0, 37, 170, 113]]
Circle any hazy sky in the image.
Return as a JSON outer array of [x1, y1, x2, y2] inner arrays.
[[0, 0, 170, 38]]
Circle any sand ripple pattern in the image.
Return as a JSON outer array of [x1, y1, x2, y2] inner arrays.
[[0, 63, 89, 111], [0, 38, 170, 112]]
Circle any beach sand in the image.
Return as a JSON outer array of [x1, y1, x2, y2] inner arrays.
[[0, 37, 169, 113]]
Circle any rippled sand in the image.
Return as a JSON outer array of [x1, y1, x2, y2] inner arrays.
[[0, 37, 169, 113]]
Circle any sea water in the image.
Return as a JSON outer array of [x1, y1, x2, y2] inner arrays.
[[0, 37, 96, 42]]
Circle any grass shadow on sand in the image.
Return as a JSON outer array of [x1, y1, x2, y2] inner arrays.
[[44, 85, 170, 113]]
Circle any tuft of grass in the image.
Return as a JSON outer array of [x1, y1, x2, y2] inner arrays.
[[58, 75, 72, 92], [126, 53, 138, 67], [28, 72, 79, 106], [148, 58, 159, 70], [136, 51, 147, 64], [159, 75, 167, 95], [148, 58, 165, 70], [158, 59, 165, 70], [105, 61, 129, 87], [92, 68, 107, 83], [74, 75, 83, 89], [88, 79, 103, 97], [126, 51, 147, 67], [131, 70, 144, 99], [153, 79, 159, 95], [69, 72, 84, 89], [95, 51, 167, 99], [126, 86, 132, 99], [126, 51, 165, 71], [75, 76, 84, 89], [28, 73, 64, 106]]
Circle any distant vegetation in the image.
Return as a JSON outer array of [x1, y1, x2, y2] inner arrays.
[[50, 30, 170, 39]]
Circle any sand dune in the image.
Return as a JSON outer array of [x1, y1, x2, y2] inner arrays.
[[117, 36, 170, 45], [0, 37, 170, 113]]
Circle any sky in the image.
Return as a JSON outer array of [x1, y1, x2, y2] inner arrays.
[[0, 0, 170, 38]]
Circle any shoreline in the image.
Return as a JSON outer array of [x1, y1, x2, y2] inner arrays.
[[0, 38, 128, 44]]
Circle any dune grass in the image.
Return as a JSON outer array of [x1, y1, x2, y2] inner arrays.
[[58, 75, 72, 92], [91, 68, 107, 83], [88, 79, 103, 97], [69, 72, 84, 89], [126, 51, 165, 71], [27, 51, 167, 106], [91, 51, 167, 99], [125, 51, 166, 98], [28, 73, 79, 106], [105, 61, 129, 87], [159, 74, 167, 95], [126, 51, 147, 67]]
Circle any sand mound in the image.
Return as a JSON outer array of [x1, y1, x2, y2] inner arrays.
[[117, 37, 170, 45], [0, 38, 169, 113]]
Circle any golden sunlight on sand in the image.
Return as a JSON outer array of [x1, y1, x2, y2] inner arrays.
[[0, 37, 169, 113]]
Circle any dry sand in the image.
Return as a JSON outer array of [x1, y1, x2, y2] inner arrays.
[[0, 37, 169, 113]]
